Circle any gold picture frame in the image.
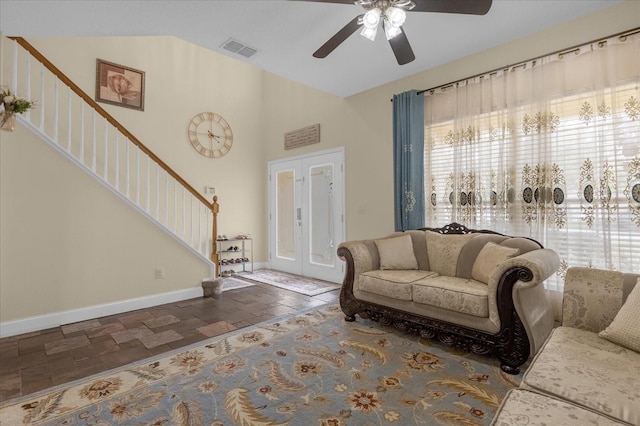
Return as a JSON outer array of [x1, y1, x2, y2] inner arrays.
[[95, 59, 145, 111]]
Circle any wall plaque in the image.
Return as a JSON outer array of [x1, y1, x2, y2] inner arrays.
[[284, 123, 320, 150]]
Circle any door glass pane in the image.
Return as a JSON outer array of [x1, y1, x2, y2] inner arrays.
[[276, 169, 295, 260], [309, 164, 334, 266]]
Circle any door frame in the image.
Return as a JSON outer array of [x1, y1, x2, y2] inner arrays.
[[267, 147, 346, 283]]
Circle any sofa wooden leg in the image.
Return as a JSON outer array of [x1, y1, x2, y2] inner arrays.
[[344, 315, 356, 322], [500, 363, 520, 375]]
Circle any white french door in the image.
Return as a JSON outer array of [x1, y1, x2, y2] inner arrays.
[[268, 148, 345, 283]]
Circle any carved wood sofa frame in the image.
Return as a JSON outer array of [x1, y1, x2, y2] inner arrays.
[[337, 223, 543, 374]]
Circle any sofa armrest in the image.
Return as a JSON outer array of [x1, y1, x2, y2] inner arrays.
[[488, 249, 561, 291], [487, 248, 560, 356], [337, 240, 379, 275], [562, 267, 640, 332], [337, 240, 382, 319]]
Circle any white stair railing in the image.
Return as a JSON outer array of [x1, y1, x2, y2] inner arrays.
[[2, 36, 219, 269]]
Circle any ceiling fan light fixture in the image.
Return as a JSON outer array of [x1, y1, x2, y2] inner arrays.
[[360, 7, 381, 41], [385, 7, 406, 27], [383, 7, 405, 40], [362, 8, 381, 29], [360, 25, 378, 41], [384, 22, 402, 40]]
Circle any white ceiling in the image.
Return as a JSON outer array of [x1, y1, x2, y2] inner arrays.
[[0, 0, 622, 98]]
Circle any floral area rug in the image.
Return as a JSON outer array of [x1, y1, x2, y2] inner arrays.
[[0, 304, 522, 425], [238, 269, 341, 296]]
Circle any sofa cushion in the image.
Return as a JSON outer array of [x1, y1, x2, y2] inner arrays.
[[374, 234, 418, 270], [425, 231, 475, 276], [457, 234, 509, 279], [599, 278, 640, 352], [493, 389, 626, 426], [412, 276, 489, 317], [562, 267, 625, 332], [522, 326, 640, 425], [359, 270, 437, 301], [471, 242, 520, 284]]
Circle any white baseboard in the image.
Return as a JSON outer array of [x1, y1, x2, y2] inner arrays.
[[0, 287, 203, 338]]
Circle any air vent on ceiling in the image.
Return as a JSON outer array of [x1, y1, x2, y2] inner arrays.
[[221, 38, 259, 59]]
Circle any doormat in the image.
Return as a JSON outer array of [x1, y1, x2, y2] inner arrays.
[[221, 277, 255, 292], [237, 269, 341, 296]]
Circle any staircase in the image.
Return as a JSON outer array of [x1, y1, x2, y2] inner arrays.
[[1, 37, 218, 272]]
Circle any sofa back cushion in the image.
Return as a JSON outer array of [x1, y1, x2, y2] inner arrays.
[[375, 234, 418, 270], [425, 231, 475, 276], [383, 230, 431, 271], [457, 234, 509, 279], [562, 267, 624, 332], [471, 242, 521, 284], [457, 234, 541, 279], [599, 278, 640, 352]]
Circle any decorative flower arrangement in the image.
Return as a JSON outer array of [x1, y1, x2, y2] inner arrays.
[[1, 86, 36, 130]]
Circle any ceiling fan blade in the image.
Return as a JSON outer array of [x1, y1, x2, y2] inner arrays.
[[411, 0, 492, 15], [387, 26, 415, 65], [313, 14, 364, 58]]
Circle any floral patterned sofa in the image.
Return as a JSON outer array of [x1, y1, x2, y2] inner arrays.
[[337, 223, 560, 374], [493, 267, 640, 425]]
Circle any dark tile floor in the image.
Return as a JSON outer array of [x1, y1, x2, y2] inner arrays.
[[0, 282, 339, 402]]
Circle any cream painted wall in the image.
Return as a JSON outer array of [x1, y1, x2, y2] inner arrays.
[[0, 124, 211, 322], [262, 0, 640, 241], [23, 35, 269, 256], [1, 36, 270, 324], [1, 1, 637, 326]]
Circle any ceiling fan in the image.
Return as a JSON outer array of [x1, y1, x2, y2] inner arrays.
[[293, 0, 492, 65]]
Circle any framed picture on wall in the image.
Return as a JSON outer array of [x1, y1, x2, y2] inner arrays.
[[95, 59, 145, 111]]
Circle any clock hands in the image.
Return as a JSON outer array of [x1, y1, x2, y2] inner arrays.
[[194, 130, 222, 151], [207, 130, 222, 142]]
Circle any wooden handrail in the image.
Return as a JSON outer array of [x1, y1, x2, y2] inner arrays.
[[9, 36, 212, 209]]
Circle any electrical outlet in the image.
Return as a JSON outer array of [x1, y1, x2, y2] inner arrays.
[[155, 267, 165, 279]]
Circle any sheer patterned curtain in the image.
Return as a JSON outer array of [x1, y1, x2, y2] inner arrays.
[[393, 90, 425, 231], [424, 30, 640, 301]]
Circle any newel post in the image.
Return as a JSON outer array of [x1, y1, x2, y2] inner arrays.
[[211, 195, 219, 277]]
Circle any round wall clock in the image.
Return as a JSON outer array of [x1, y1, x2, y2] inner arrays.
[[187, 112, 233, 158]]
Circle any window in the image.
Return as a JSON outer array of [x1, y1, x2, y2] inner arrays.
[[424, 31, 640, 292]]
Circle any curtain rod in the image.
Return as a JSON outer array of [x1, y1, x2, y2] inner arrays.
[[410, 26, 640, 97]]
